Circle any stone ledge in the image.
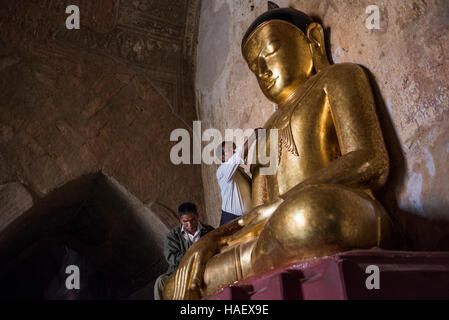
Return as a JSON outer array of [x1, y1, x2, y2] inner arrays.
[[204, 249, 449, 300]]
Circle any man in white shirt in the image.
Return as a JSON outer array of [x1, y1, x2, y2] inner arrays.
[[216, 129, 262, 225]]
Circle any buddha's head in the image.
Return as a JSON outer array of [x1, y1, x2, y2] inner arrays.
[[242, 8, 329, 104]]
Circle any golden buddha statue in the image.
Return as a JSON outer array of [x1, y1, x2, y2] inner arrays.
[[163, 8, 393, 300]]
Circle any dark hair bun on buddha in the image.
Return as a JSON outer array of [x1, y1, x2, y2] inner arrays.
[[242, 8, 314, 50]]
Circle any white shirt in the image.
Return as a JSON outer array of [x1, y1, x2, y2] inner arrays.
[[181, 222, 202, 245], [216, 146, 252, 216]]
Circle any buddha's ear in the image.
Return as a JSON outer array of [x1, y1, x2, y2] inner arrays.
[[306, 22, 330, 72]]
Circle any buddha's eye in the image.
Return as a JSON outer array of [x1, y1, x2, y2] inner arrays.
[[264, 41, 280, 57]]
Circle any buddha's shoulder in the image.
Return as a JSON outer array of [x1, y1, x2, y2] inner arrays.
[[264, 108, 285, 129], [322, 63, 368, 83]]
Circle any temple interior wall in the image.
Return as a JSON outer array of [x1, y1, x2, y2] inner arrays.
[[0, 0, 205, 219], [196, 0, 449, 250]]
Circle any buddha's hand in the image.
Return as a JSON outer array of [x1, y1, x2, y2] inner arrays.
[[228, 198, 283, 244], [172, 252, 197, 300], [171, 232, 222, 300]]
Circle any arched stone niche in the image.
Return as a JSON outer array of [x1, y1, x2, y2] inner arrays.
[[0, 172, 176, 299]]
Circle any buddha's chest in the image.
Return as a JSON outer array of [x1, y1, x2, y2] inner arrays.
[[263, 90, 338, 196], [267, 91, 330, 151]]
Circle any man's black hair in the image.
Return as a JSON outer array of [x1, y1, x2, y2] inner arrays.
[[178, 202, 198, 217], [241, 8, 314, 50], [216, 141, 236, 160], [221, 141, 236, 149]]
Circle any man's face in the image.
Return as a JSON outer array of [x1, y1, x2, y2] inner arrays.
[[180, 212, 199, 235], [243, 20, 314, 104], [221, 143, 235, 163]]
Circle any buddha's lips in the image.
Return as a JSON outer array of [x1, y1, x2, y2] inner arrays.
[[262, 76, 278, 90]]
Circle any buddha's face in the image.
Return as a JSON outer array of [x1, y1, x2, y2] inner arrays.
[[242, 20, 314, 104]]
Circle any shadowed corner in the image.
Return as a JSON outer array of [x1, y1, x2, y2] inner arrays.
[[361, 67, 408, 249], [364, 67, 449, 252]]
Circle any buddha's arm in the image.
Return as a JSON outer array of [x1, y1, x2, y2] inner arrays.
[[283, 63, 389, 199], [251, 164, 269, 207]]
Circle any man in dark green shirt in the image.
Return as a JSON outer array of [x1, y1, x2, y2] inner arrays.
[[154, 202, 214, 300]]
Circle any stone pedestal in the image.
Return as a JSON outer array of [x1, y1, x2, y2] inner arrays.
[[204, 250, 449, 300]]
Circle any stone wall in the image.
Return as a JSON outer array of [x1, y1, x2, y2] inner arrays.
[[196, 0, 449, 249], [0, 0, 204, 218]]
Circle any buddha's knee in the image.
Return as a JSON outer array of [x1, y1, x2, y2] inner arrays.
[[251, 184, 391, 272]]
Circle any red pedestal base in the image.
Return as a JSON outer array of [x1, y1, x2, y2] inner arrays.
[[204, 250, 449, 300]]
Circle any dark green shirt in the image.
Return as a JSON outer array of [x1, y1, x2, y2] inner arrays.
[[164, 223, 214, 274]]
